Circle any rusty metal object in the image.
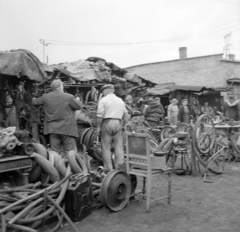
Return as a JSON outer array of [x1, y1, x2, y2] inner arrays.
[[100, 170, 131, 212]]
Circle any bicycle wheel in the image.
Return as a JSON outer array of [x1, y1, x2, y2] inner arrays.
[[176, 123, 191, 133], [194, 132, 225, 174], [149, 139, 159, 153], [160, 126, 176, 141], [193, 114, 216, 155], [151, 127, 161, 144]]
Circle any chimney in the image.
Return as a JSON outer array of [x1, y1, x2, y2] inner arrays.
[[179, 47, 187, 59], [228, 54, 235, 61]]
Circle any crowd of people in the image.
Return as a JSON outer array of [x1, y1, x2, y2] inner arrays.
[[33, 80, 240, 174]]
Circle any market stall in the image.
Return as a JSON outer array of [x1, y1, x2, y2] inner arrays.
[[0, 51, 159, 231], [146, 84, 232, 121]]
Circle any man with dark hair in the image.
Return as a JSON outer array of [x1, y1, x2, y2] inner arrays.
[[97, 84, 129, 172], [32, 79, 82, 156]]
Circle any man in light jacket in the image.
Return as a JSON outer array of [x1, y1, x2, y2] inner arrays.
[[97, 84, 129, 172]]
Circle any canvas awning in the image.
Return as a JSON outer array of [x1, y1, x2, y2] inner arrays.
[[0, 49, 53, 82]]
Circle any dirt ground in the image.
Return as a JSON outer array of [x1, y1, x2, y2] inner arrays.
[[39, 161, 240, 232]]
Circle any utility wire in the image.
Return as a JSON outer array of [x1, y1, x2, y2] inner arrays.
[[26, 41, 39, 49], [42, 19, 239, 46], [45, 24, 239, 47], [31, 46, 42, 52]]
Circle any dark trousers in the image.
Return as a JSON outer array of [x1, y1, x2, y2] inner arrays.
[[101, 119, 124, 172], [49, 134, 77, 157]]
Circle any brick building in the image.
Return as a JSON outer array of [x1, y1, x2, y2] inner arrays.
[[125, 48, 240, 100]]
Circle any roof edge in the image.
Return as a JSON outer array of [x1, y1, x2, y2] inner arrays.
[[125, 53, 223, 69]]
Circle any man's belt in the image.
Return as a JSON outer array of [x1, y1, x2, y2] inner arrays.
[[103, 118, 121, 121]]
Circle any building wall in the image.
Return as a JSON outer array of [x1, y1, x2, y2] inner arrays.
[[126, 54, 240, 88]]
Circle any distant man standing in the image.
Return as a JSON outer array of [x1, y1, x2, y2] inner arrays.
[[97, 84, 129, 172], [32, 79, 82, 156]]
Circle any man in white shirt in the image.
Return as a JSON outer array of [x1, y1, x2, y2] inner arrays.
[[97, 84, 129, 172]]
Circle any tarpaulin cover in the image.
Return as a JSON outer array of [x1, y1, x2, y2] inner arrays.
[[86, 56, 156, 85], [0, 49, 53, 82], [51, 59, 111, 82]]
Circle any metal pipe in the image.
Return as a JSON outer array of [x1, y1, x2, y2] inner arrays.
[[7, 223, 37, 232], [1, 214, 6, 232]]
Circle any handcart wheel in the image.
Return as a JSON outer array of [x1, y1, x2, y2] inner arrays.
[[100, 170, 131, 212], [160, 126, 176, 141], [194, 114, 216, 155]]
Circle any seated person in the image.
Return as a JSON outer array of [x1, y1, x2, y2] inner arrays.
[[125, 95, 141, 117], [201, 101, 213, 115]]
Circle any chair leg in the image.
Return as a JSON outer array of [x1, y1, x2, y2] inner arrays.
[[146, 176, 152, 212], [167, 172, 172, 204], [142, 177, 146, 196]]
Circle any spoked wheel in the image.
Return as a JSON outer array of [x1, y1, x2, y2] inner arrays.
[[100, 170, 131, 211], [193, 114, 224, 174], [208, 138, 226, 174], [194, 114, 216, 155], [160, 126, 177, 141], [176, 123, 191, 133], [149, 139, 159, 153], [151, 127, 161, 144]]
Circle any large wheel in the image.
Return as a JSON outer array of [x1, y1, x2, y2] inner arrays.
[[193, 114, 224, 174], [100, 170, 131, 212], [160, 126, 176, 141], [193, 114, 216, 155]]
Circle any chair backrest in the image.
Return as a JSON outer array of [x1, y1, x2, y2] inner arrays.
[[125, 132, 152, 176]]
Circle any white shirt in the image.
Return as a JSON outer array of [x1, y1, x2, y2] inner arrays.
[[97, 93, 128, 119]]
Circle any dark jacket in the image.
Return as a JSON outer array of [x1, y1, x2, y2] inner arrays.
[[223, 101, 238, 120], [178, 105, 189, 123], [32, 90, 81, 137]]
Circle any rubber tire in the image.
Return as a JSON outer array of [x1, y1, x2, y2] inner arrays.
[[29, 143, 48, 183], [160, 126, 177, 141], [67, 150, 88, 174], [30, 152, 60, 182]]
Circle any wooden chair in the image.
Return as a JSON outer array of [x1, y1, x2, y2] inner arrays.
[[125, 132, 172, 212]]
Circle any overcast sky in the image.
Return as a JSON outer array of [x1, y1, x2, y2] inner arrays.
[[1, 0, 239, 67]]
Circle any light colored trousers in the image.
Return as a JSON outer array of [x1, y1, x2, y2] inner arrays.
[[101, 119, 124, 172]]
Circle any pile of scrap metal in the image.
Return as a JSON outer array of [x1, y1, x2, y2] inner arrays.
[[45, 57, 156, 150], [0, 126, 134, 231]]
